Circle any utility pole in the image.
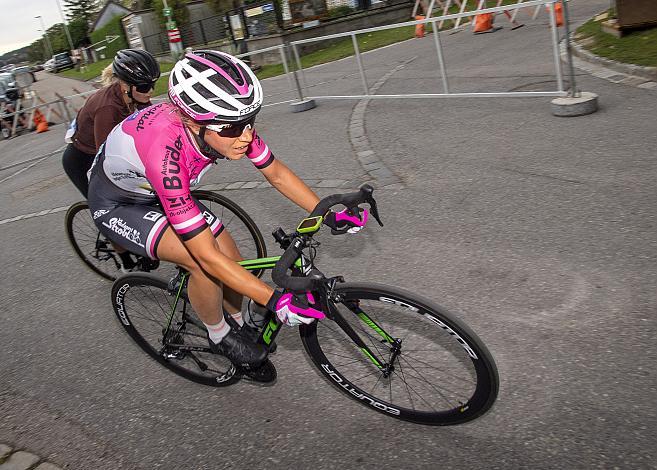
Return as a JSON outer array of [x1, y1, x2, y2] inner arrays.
[[162, 0, 183, 59], [54, 0, 75, 53], [35, 15, 53, 58]]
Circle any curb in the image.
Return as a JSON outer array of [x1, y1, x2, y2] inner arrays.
[[570, 39, 657, 81], [561, 41, 657, 91], [0, 443, 62, 470]]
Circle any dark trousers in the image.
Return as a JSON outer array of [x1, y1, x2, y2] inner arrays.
[[62, 143, 95, 198]]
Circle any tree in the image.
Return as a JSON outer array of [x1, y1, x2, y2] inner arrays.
[[206, 0, 238, 14], [68, 17, 90, 48], [63, 0, 101, 26], [152, 0, 189, 27], [125, 0, 155, 9], [28, 39, 48, 62]]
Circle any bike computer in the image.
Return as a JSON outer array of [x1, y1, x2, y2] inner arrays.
[[296, 216, 323, 234]]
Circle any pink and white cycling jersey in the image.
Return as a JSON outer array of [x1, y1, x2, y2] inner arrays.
[[97, 102, 274, 240]]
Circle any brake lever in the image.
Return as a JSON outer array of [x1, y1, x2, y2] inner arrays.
[[366, 197, 383, 226]]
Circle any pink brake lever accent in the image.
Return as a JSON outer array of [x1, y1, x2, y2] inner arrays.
[[335, 208, 369, 227], [279, 293, 326, 320], [299, 308, 325, 320]]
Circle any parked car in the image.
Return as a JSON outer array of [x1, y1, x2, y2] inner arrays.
[[11, 65, 36, 84], [43, 59, 56, 73], [0, 72, 17, 101], [52, 53, 74, 72]]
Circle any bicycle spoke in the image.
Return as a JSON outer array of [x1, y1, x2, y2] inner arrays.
[[396, 360, 416, 410], [399, 352, 474, 385], [396, 356, 461, 408], [390, 368, 439, 412], [305, 286, 498, 424]]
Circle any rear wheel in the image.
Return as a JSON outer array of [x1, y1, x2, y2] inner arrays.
[[65, 201, 120, 281], [192, 190, 267, 278], [300, 283, 499, 425], [65, 191, 267, 281], [111, 273, 239, 386]]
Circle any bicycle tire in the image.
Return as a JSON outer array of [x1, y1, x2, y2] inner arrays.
[[65, 201, 118, 281], [65, 191, 267, 281], [299, 282, 499, 425], [111, 273, 240, 386]]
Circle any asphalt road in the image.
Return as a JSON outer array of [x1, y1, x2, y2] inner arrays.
[[2, 1, 656, 468]]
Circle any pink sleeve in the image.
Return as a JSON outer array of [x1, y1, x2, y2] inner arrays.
[[142, 133, 208, 241], [246, 130, 275, 169]]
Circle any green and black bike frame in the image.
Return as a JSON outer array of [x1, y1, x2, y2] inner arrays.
[[161, 183, 393, 370]]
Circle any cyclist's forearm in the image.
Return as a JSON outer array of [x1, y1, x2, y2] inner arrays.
[[263, 160, 319, 213], [186, 233, 274, 305]]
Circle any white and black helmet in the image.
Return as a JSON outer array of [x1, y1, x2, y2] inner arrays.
[[168, 50, 263, 124]]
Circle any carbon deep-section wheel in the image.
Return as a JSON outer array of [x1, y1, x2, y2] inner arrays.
[[300, 282, 499, 425], [111, 273, 239, 386]]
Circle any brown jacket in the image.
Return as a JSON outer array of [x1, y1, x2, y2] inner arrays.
[[72, 81, 133, 155]]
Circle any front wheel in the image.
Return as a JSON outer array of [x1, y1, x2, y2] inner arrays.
[[299, 283, 499, 425]]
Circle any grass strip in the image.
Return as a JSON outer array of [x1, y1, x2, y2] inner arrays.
[[576, 11, 657, 67]]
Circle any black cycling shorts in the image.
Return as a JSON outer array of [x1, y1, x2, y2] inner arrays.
[[88, 169, 223, 260]]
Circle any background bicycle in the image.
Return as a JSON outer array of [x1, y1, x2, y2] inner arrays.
[[65, 190, 268, 281]]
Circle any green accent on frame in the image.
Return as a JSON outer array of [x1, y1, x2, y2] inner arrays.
[[262, 318, 279, 344], [238, 256, 281, 270], [357, 312, 395, 343], [165, 272, 188, 330], [361, 348, 382, 368]]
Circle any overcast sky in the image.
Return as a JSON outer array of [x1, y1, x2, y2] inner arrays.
[[0, 0, 71, 55]]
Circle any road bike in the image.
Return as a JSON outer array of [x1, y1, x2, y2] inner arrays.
[[65, 190, 267, 281], [110, 185, 499, 425]]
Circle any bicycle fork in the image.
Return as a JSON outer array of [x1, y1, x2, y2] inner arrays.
[[329, 298, 401, 378]]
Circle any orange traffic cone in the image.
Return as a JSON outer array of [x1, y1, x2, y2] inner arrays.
[[473, 13, 494, 32], [547, 1, 564, 27], [33, 109, 49, 133], [415, 15, 425, 38]]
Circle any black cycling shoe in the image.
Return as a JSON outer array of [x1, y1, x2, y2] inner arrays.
[[240, 324, 277, 354], [208, 329, 267, 368], [223, 311, 278, 353]]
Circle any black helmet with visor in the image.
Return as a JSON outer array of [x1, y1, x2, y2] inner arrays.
[[112, 49, 161, 93]]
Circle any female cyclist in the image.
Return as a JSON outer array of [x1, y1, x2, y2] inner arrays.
[[87, 50, 366, 367], [62, 49, 160, 198]]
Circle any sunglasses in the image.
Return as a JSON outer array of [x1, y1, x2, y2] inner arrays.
[[133, 81, 157, 93], [206, 117, 256, 138]]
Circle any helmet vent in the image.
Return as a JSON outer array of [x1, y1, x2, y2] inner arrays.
[[192, 82, 215, 99]]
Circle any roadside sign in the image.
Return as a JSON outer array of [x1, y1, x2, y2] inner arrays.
[[166, 20, 177, 30], [163, 7, 172, 16], [167, 29, 181, 43]]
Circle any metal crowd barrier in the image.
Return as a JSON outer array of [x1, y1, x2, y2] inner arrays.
[[236, 0, 570, 107], [1, 0, 572, 141], [1, 89, 97, 139]]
